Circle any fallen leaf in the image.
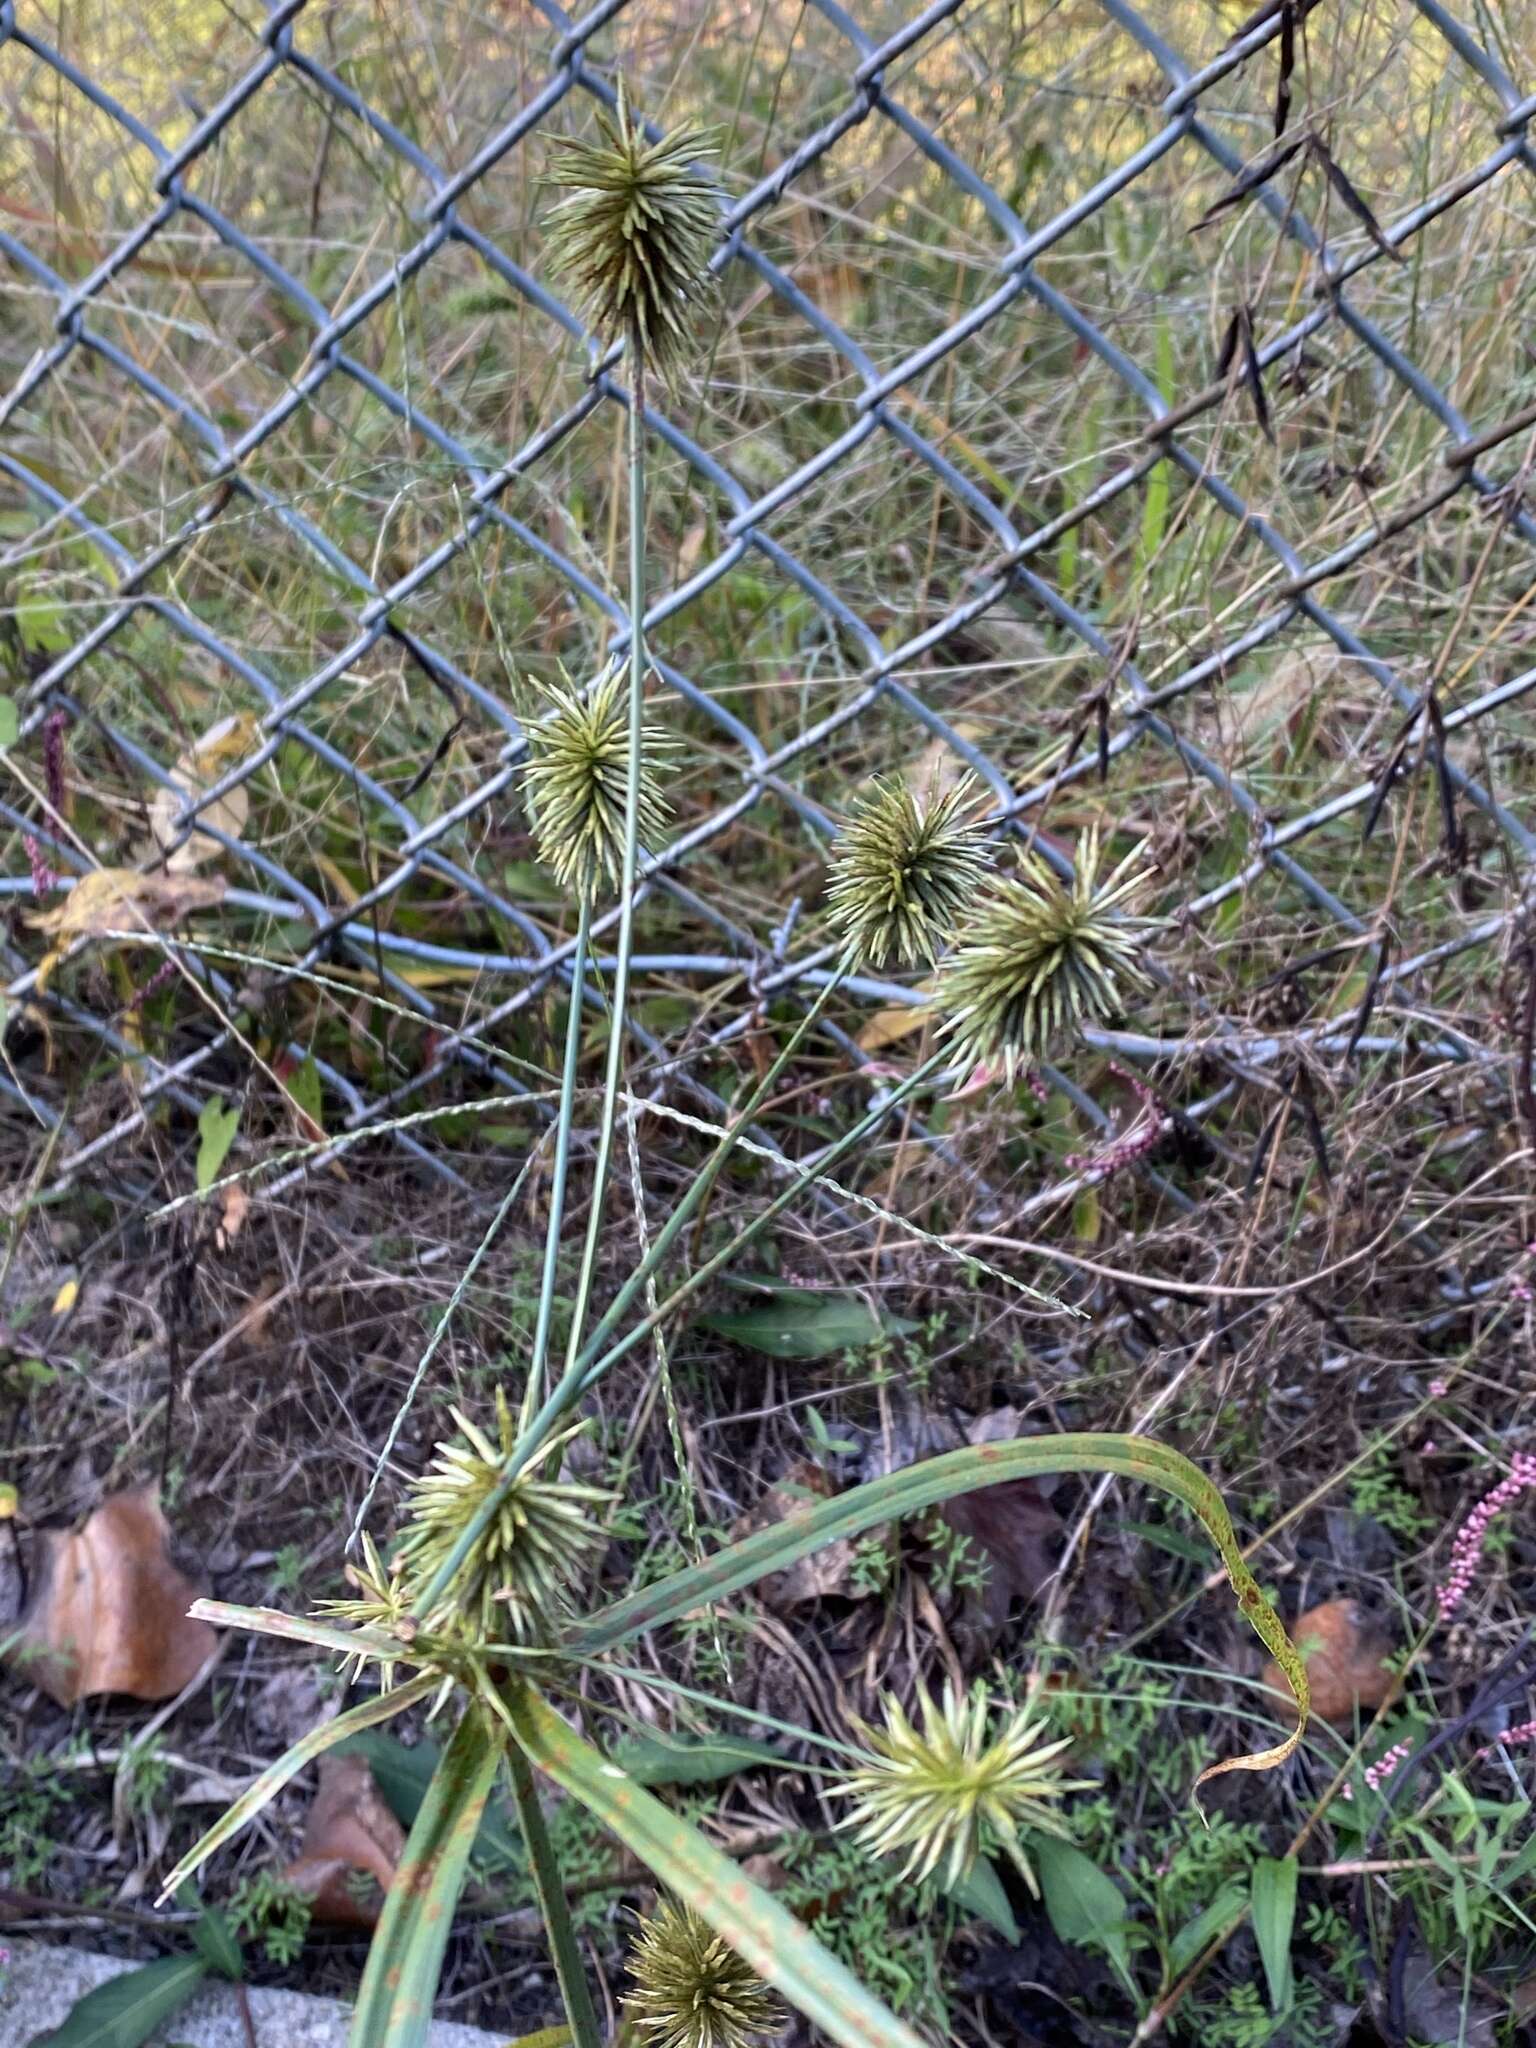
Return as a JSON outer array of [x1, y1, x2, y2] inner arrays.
[[30, 869, 226, 943], [1261, 1598, 1394, 1723], [4, 1486, 218, 1705], [734, 1462, 856, 1612], [216, 1182, 250, 1251], [855, 996, 933, 1054], [285, 1753, 406, 1928], [147, 712, 257, 871], [29, 869, 225, 992], [50, 1276, 79, 1316]]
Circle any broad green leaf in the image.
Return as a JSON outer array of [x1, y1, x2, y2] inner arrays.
[[945, 1856, 1018, 1941], [506, 1684, 927, 2048], [349, 1707, 504, 2048], [697, 1282, 914, 1359], [1251, 1855, 1298, 2010], [189, 1901, 243, 1980], [566, 1434, 1308, 1784], [1168, 1885, 1245, 1976], [283, 1054, 324, 1135], [159, 1671, 438, 1901], [612, 1729, 783, 1786], [27, 1955, 206, 2048], [0, 696, 18, 749], [1033, 1837, 1136, 1993], [195, 1098, 240, 1192], [335, 1729, 526, 1879]]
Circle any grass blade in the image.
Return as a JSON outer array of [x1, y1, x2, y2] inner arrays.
[[505, 1684, 928, 2048], [158, 1672, 438, 1901], [567, 1434, 1308, 1782], [348, 1706, 504, 2048]]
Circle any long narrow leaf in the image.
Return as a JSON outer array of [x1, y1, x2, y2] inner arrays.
[[27, 1955, 206, 2048], [158, 1672, 438, 1901], [190, 1599, 419, 1669], [348, 1706, 503, 2048], [567, 1433, 1308, 1782], [506, 1685, 928, 2048]]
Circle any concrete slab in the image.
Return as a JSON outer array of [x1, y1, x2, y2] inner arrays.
[[0, 1939, 522, 2047]]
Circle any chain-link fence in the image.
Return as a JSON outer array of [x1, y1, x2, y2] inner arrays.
[[2, 0, 1534, 1227]]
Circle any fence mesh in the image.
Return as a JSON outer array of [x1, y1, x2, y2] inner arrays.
[[2, 0, 1534, 1228]]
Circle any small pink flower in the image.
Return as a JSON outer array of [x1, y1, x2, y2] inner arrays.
[[1428, 1378, 1448, 1399], [1421, 1440, 1437, 1457], [1363, 1741, 1410, 1792], [1435, 1452, 1536, 1623], [23, 833, 55, 898], [1474, 1717, 1536, 1763]]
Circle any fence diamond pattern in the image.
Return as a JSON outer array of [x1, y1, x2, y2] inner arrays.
[[1, 0, 1534, 1217]]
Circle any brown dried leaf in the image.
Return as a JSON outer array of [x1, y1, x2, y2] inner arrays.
[[734, 1462, 856, 1612], [285, 1753, 406, 1929], [1261, 1598, 1393, 1723], [5, 1486, 218, 1705]]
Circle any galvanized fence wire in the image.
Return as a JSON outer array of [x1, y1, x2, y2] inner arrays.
[[1, 0, 1534, 1221]]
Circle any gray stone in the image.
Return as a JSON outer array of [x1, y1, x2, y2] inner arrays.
[[0, 1938, 517, 2046]]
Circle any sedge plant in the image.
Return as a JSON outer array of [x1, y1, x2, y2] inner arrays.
[[163, 84, 1310, 2048]]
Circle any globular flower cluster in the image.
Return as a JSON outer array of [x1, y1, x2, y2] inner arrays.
[[546, 87, 719, 387], [1435, 1452, 1536, 1623], [825, 776, 990, 970], [625, 1899, 780, 2048], [833, 1684, 1085, 1896], [522, 662, 671, 902], [934, 830, 1160, 1078]]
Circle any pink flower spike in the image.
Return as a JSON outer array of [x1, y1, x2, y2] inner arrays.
[[1435, 1452, 1536, 1624]]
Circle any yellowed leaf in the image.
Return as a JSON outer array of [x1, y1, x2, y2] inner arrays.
[[856, 995, 932, 1054], [148, 713, 257, 871], [51, 1277, 78, 1316], [31, 868, 226, 943]]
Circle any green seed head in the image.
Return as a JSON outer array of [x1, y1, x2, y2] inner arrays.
[[522, 661, 671, 902], [314, 1531, 417, 1690], [396, 1390, 611, 1642], [935, 828, 1158, 1074], [833, 1683, 1088, 1895], [826, 774, 991, 970], [546, 86, 719, 385], [626, 1899, 781, 2048]]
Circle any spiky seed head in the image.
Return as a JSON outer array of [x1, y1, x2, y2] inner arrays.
[[546, 86, 719, 385], [935, 829, 1159, 1076], [522, 661, 671, 902], [626, 1899, 781, 2048], [825, 775, 991, 970], [395, 1390, 611, 1642], [314, 1532, 418, 1690], [833, 1683, 1088, 1897]]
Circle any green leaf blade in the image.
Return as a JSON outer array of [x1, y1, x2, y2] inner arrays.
[[1251, 1854, 1298, 2011], [348, 1706, 504, 2048], [506, 1685, 928, 2048], [27, 1956, 207, 2048], [567, 1432, 1309, 1784]]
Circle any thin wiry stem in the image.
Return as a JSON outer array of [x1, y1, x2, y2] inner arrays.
[[560, 358, 648, 1376], [525, 894, 592, 1423], [348, 1137, 548, 1556], [505, 1732, 604, 2048], [411, 1034, 945, 1616]]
